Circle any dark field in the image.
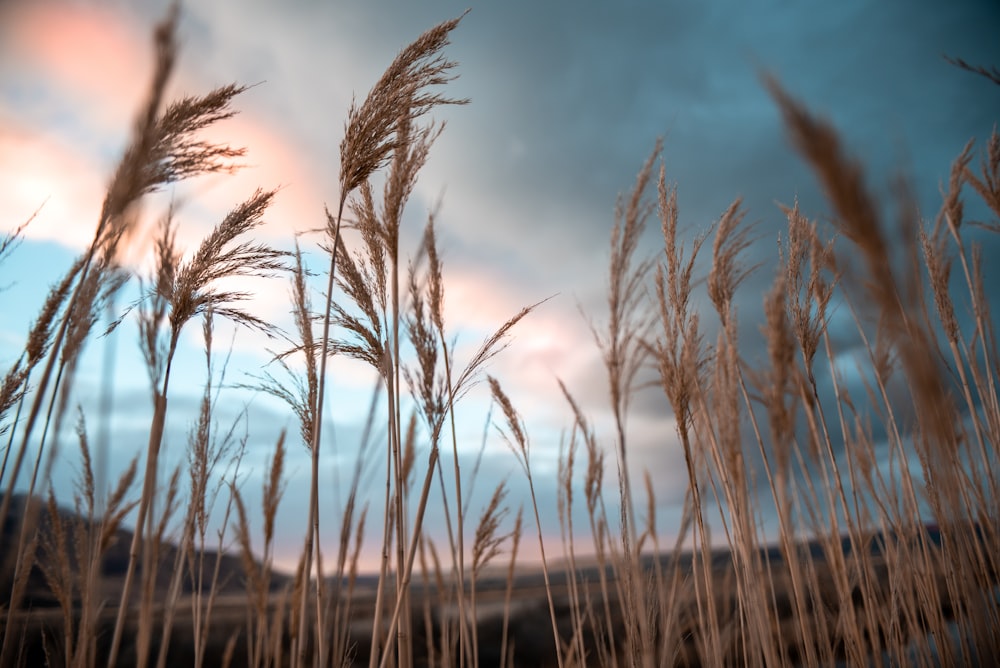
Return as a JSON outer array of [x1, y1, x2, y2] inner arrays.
[[4, 495, 998, 666]]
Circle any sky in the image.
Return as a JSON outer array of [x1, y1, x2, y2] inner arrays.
[[1, 0, 999, 574]]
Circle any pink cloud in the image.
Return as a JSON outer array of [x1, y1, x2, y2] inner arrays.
[[0, 2, 331, 270], [0, 125, 106, 250], [168, 110, 333, 245], [0, 2, 153, 253], [1, 2, 150, 119]]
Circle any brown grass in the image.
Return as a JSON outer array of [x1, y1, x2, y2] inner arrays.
[[2, 5, 999, 668]]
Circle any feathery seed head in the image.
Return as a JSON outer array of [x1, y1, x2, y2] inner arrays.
[[339, 14, 467, 197]]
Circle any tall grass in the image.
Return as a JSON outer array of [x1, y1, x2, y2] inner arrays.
[[2, 6, 999, 667]]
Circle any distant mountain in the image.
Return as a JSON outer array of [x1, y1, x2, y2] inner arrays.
[[1, 492, 291, 609]]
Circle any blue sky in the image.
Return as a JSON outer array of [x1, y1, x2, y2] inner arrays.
[[2, 0, 999, 572]]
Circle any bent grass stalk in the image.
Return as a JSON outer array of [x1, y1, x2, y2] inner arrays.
[[301, 17, 468, 666], [3, 7, 1000, 668], [489, 376, 565, 668]]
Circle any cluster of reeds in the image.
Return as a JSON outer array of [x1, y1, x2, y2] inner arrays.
[[2, 5, 999, 667], [0, 8, 532, 668], [541, 71, 1000, 666]]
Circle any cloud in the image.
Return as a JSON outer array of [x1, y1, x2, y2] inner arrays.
[[0, 126, 106, 249], [0, 2, 150, 124]]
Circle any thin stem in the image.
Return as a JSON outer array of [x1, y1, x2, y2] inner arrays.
[[108, 331, 178, 668], [300, 194, 347, 666]]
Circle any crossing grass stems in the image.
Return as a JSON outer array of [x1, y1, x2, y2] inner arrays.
[[1, 5, 999, 667]]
